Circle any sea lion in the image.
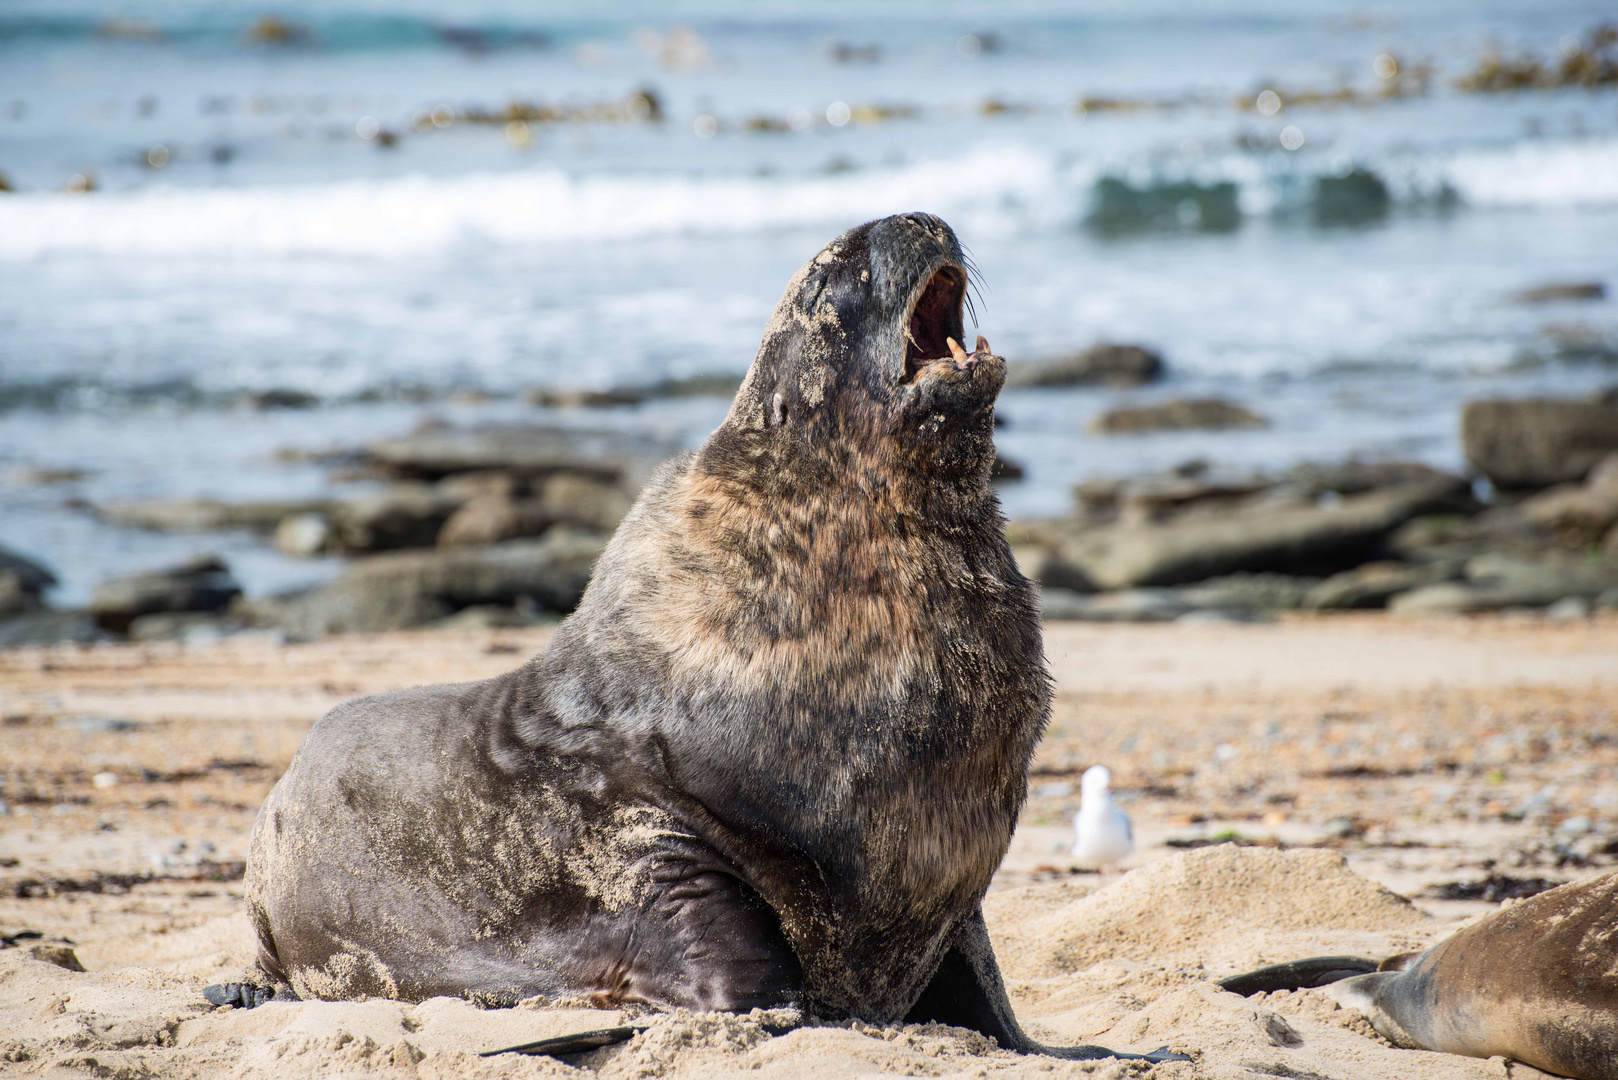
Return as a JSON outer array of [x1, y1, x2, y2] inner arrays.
[[243, 213, 1183, 1063], [1220, 870, 1618, 1079]]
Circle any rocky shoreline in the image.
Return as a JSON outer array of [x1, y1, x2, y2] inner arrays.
[[4, 374, 1616, 647]]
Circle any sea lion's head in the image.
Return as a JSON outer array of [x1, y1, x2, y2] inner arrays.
[[711, 213, 1004, 495]]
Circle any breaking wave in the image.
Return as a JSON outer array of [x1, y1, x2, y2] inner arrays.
[[2, 136, 1616, 260]]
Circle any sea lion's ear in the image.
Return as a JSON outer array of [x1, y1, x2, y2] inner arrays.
[[771, 393, 785, 427]]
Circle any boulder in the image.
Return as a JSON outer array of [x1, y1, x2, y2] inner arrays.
[[1004, 344, 1164, 389], [1461, 398, 1618, 489], [366, 424, 679, 486], [1176, 573, 1321, 611], [272, 532, 605, 637], [536, 474, 633, 533], [1089, 398, 1268, 435], [0, 610, 108, 647], [1115, 477, 1271, 525], [1390, 552, 1618, 614], [127, 611, 240, 642], [437, 493, 551, 548], [1046, 478, 1469, 589], [1039, 587, 1191, 622], [326, 485, 463, 552], [88, 556, 242, 634], [1515, 454, 1618, 546], [0, 545, 56, 615], [1279, 461, 1471, 498], [1302, 560, 1463, 610], [437, 475, 633, 548], [95, 499, 330, 533], [436, 470, 522, 501]]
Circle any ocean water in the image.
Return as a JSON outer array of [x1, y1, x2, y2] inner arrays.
[[2, 0, 1617, 605]]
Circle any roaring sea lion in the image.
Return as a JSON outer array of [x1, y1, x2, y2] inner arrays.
[[1221, 870, 1618, 1080], [243, 213, 1183, 1063]]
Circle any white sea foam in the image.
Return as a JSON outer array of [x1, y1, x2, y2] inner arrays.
[[0, 146, 1065, 259], [6, 135, 1613, 262], [1440, 138, 1618, 208]]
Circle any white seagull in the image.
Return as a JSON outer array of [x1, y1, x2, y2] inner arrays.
[[1072, 765, 1134, 870]]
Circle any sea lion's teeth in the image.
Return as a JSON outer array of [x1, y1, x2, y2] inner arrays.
[[946, 337, 969, 362], [975, 335, 990, 355]]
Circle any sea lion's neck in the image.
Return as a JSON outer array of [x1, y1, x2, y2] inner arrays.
[[694, 398, 999, 521]]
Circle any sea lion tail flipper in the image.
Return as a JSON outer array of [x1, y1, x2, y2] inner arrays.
[[905, 908, 1192, 1063], [1217, 955, 1380, 996]]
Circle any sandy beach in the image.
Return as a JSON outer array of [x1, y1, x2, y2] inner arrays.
[[3, 612, 1614, 1078]]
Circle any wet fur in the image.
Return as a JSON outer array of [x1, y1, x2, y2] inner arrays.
[[247, 215, 1154, 1058]]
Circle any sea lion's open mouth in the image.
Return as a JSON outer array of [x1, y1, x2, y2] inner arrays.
[[903, 265, 973, 382]]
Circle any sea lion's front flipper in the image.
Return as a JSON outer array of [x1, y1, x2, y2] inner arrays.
[[905, 908, 1190, 1063]]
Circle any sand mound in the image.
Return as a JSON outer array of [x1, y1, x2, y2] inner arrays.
[[987, 844, 1431, 979]]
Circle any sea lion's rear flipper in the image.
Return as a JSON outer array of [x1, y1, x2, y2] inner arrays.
[[1217, 956, 1381, 996], [905, 908, 1191, 1064]]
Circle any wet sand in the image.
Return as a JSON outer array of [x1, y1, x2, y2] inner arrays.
[[2, 614, 1615, 1078]]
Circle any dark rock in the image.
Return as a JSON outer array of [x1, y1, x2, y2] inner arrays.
[[1003, 344, 1164, 389], [437, 494, 551, 548], [431, 604, 550, 630], [28, 943, 86, 972], [95, 499, 331, 534], [1115, 477, 1272, 525], [1303, 560, 1463, 610], [127, 612, 240, 642], [1461, 398, 1618, 488], [247, 388, 320, 409], [0, 611, 108, 647], [1089, 398, 1268, 434], [437, 475, 633, 547], [436, 471, 523, 501], [1509, 281, 1606, 304], [1177, 573, 1321, 611], [1045, 478, 1468, 589], [525, 387, 646, 408], [367, 424, 679, 485], [271, 533, 605, 637], [1280, 461, 1470, 499], [5, 465, 91, 485], [0, 545, 56, 615], [1039, 587, 1191, 622], [537, 474, 632, 533], [88, 556, 242, 634], [1390, 552, 1618, 614], [1515, 454, 1618, 545], [990, 455, 1025, 483], [327, 485, 463, 552]]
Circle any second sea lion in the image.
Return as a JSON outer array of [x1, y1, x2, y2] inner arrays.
[[1222, 870, 1618, 1079]]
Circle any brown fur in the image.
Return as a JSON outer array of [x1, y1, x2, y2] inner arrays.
[[245, 214, 1179, 1062]]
